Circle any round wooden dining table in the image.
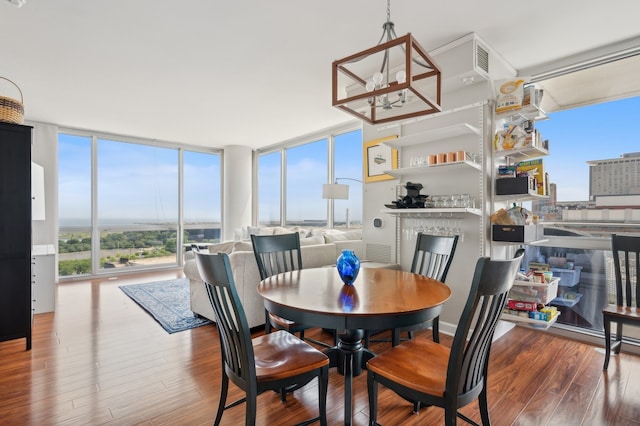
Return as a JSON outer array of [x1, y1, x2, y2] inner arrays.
[[258, 266, 451, 426]]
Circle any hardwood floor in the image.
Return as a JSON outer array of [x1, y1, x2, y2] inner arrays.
[[1, 269, 639, 425]]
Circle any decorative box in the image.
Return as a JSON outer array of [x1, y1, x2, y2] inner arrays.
[[507, 300, 538, 311], [495, 176, 536, 196], [492, 224, 536, 243]]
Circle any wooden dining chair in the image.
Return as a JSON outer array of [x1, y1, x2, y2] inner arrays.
[[366, 233, 458, 347], [366, 255, 522, 425], [602, 233, 640, 370], [194, 251, 329, 426], [251, 233, 334, 348]]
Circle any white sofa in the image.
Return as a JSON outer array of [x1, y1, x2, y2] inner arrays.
[[184, 228, 366, 328]]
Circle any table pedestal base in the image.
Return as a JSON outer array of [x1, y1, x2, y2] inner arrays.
[[325, 329, 375, 426]]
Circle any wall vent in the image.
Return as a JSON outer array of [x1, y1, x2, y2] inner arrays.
[[476, 43, 490, 74], [429, 32, 516, 92], [366, 243, 392, 264]]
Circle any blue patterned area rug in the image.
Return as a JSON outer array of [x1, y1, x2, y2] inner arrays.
[[119, 278, 212, 334]]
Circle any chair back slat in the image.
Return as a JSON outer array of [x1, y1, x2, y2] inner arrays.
[[447, 256, 522, 400], [195, 252, 256, 388], [611, 234, 640, 308], [410, 233, 459, 282], [251, 233, 303, 280]]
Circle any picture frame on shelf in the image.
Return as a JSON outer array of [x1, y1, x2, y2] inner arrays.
[[363, 136, 398, 183]]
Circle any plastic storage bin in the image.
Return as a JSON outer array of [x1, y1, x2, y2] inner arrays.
[[551, 266, 582, 287], [509, 277, 559, 304]]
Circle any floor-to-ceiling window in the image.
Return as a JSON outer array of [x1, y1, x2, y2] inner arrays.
[[257, 126, 362, 229], [333, 130, 363, 228], [183, 150, 222, 245], [514, 52, 640, 347], [58, 134, 92, 275], [286, 138, 328, 228], [257, 151, 282, 227], [58, 132, 221, 277], [97, 139, 179, 272], [524, 95, 640, 343]]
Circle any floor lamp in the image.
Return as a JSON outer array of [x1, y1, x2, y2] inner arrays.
[[322, 178, 363, 228]]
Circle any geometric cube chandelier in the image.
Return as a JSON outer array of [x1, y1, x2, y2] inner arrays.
[[332, 0, 442, 125]]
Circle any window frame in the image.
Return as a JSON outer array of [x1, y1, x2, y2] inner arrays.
[[255, 122, 362, 229], [58, 127, 222, 278]]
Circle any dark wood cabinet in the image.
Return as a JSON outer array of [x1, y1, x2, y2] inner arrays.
[[0, 122, 32, 350]]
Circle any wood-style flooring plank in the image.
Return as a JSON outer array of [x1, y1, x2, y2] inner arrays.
[[1, 268, 639, 425]]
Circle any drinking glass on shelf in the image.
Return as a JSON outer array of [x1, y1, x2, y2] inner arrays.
[[443, 194, 455, 208], [460, 193, 471, 208], [403, 218, 414, 240]]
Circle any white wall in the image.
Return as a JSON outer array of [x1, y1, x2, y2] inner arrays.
[[29, 122, 58, 249]]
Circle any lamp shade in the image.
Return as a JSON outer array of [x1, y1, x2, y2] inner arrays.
[[322, 183, 349, 200]]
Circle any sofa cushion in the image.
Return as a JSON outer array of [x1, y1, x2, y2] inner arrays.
[[232, 233, 323, 252], [232, 241, 254, 252], [300, 235, 324, 246], [323, 229, 362, 242], [300, 243, 339, 269], [334, 240, 366, 260]]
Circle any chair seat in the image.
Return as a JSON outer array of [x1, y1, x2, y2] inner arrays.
[[602, 306, 640, 320], [367, 337, 450, 397], [253, 330, 329, 382]]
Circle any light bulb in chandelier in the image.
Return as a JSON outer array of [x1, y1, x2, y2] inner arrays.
[[366, 69, 408, 109], [372, 72, 384, 86]]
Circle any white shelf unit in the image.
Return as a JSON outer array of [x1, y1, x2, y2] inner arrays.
[[384, 159, 481, 178], [378, 102, 491, 269], [501, 311, 560, 330], [493, 145, 549, 164], [491, 91, 558, 329], [381, 207, 483, 217], [495, 103, 547, 122], [382, 123, 481, 149], [491, 94, 551, 248], [494, 192, 548, 203]]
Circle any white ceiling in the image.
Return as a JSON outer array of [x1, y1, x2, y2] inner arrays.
[[1, 0, 639, 150]]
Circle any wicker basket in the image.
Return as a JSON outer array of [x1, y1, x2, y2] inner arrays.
[[0, 77, 24, 124]]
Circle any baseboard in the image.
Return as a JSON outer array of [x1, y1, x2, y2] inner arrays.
[[439, 319, 516, 342]]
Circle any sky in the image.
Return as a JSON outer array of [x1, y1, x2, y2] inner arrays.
[[58, 135, 220, 225], [535, 95, 640, 202]]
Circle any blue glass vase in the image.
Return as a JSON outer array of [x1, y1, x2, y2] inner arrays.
[[336, 249, 360, 285]]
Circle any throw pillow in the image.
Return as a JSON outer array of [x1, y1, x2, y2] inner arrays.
[[232, 241, 254, 252], [323, 229, 363, 242], [300, 235, 324, 246]]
